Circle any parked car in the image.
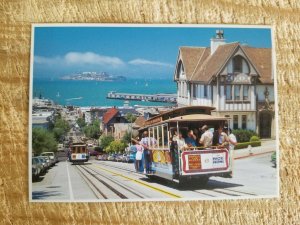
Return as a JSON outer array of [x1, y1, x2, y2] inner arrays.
[[120, 154, 127, 162], [115, 154, 123, 162], [97, 154, 107, 160], [89, 150, 99, 156], [107, 154, 116, 161], [38, 156, 51, 170], [271, 151, 276, 167], [41, 152, 58, 165], [32, 157, 42, 180], [123, 153, 135, 163], [57, 143, 64, 152], [36, 157, 48, 174], [102, 154, 108, 161]]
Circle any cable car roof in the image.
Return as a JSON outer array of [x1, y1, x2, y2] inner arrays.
[[143, 106, 216, 127], [165, 114, 228, 122], [140, 113, 228, 130]]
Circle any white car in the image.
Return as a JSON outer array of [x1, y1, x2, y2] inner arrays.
[[41, 152, 58, 165]]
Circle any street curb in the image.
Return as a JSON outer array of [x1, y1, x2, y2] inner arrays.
[[234, 150, 275, 160]]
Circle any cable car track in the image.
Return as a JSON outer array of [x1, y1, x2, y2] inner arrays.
[[76, 165, 108, 199], [89, 161, 258, 198], [77, 165, 146, 199], [94, 161, 145, 177]]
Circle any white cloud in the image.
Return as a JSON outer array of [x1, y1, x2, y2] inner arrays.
[[64, 52, 125, 67], [34, 55, 62, 65], [128, 58, 173, 68], [34, 52, 125, 68]]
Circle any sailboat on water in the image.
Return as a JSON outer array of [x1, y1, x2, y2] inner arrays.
[[56, 92, 60, 97]]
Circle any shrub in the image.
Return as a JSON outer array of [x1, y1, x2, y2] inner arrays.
[[107, 140, 126, 153], [99, 135, 114, 149], [251, 141, 261, 147], [250, 136, 260, 142], [235, 142, 252, 150], [232, 129, 258, 142], [234, 141, 261, 150]]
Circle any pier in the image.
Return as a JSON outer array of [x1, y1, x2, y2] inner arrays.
[[107, 91, 177, 103]]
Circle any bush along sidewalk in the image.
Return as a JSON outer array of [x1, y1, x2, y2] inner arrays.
[[234, 135, 262, 150], [235, 141, 261, 150], [232, 129, 258, 142]]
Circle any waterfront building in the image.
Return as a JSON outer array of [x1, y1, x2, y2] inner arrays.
[[174, 30, 275, 138], [32, 110, 55, 129]]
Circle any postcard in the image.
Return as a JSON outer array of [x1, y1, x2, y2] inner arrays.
[[29, 24, 278, 202]]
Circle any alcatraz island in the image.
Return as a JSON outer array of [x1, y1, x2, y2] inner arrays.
[[60, 71, 127, 81]]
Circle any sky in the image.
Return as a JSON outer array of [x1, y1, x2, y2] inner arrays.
[[33, 25, 272, 79]]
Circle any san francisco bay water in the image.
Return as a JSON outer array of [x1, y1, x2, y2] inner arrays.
[[33, 78, 177, 107]]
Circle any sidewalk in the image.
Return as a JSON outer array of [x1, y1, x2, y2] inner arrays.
[[234, 139, 276, 160]]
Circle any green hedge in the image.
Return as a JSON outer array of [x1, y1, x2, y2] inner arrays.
[[232, 129, 259, 142], [250, 136, 260, 142], [235, 141, 261, 150]]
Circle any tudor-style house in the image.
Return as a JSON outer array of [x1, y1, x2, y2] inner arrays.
[[174, 30, 275, 138]]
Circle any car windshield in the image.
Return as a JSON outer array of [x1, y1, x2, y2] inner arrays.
[[32, 158, 39, 164]]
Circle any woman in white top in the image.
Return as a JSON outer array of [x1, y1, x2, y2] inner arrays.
[[224, 127, 237, 176], [175, 132, 187, 151], [135, 144, 144, 172]]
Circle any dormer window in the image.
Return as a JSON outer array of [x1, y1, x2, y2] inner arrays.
[[232, 55, 250, 74], [176, 60, 185, 79], [233, 55, 243, 73]]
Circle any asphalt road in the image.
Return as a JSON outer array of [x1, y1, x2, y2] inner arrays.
[[31, 152, 278, 201]]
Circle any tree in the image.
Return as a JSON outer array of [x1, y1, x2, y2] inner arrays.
[[122, 130, 132, 145], [54, 118, 70, 133], [52, 117, 70, 141], [99, 135, 114, 149], [76, 117, 86, 128], [108, 140, 126, 153], [53, 127, 64, 141], [84, 119, 101, 139], [125, 113, 137, 123], [32, 127, 57, 155]]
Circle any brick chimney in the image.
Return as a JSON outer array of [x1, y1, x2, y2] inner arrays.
[[210, 29, 226, 55]]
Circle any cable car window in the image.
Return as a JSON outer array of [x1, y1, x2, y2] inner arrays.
[[163, 124, 169, 149]]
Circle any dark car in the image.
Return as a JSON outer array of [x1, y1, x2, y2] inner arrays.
[[89, 150, 99, 156], [271, 151, 276, 167], [32, 157, 42, 180]]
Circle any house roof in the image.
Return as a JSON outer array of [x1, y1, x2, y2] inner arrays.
[[134, 116, 146, 128], [179, 47, 207, 78], [176, 43, 272, 84], [242, 47, 273, 84], [192, 43, 239, 82], [102, 108, 119, 124], [118, 108, 138, 116]]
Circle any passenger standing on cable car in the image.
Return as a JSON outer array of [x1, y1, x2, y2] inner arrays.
[[135, 143, 144, 172], [224, 127, 237, 176], [199, 125, 213, 148], [140, 131, 157, 174], [185, 130, 197, 147], [218, 126, 229, 148]]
